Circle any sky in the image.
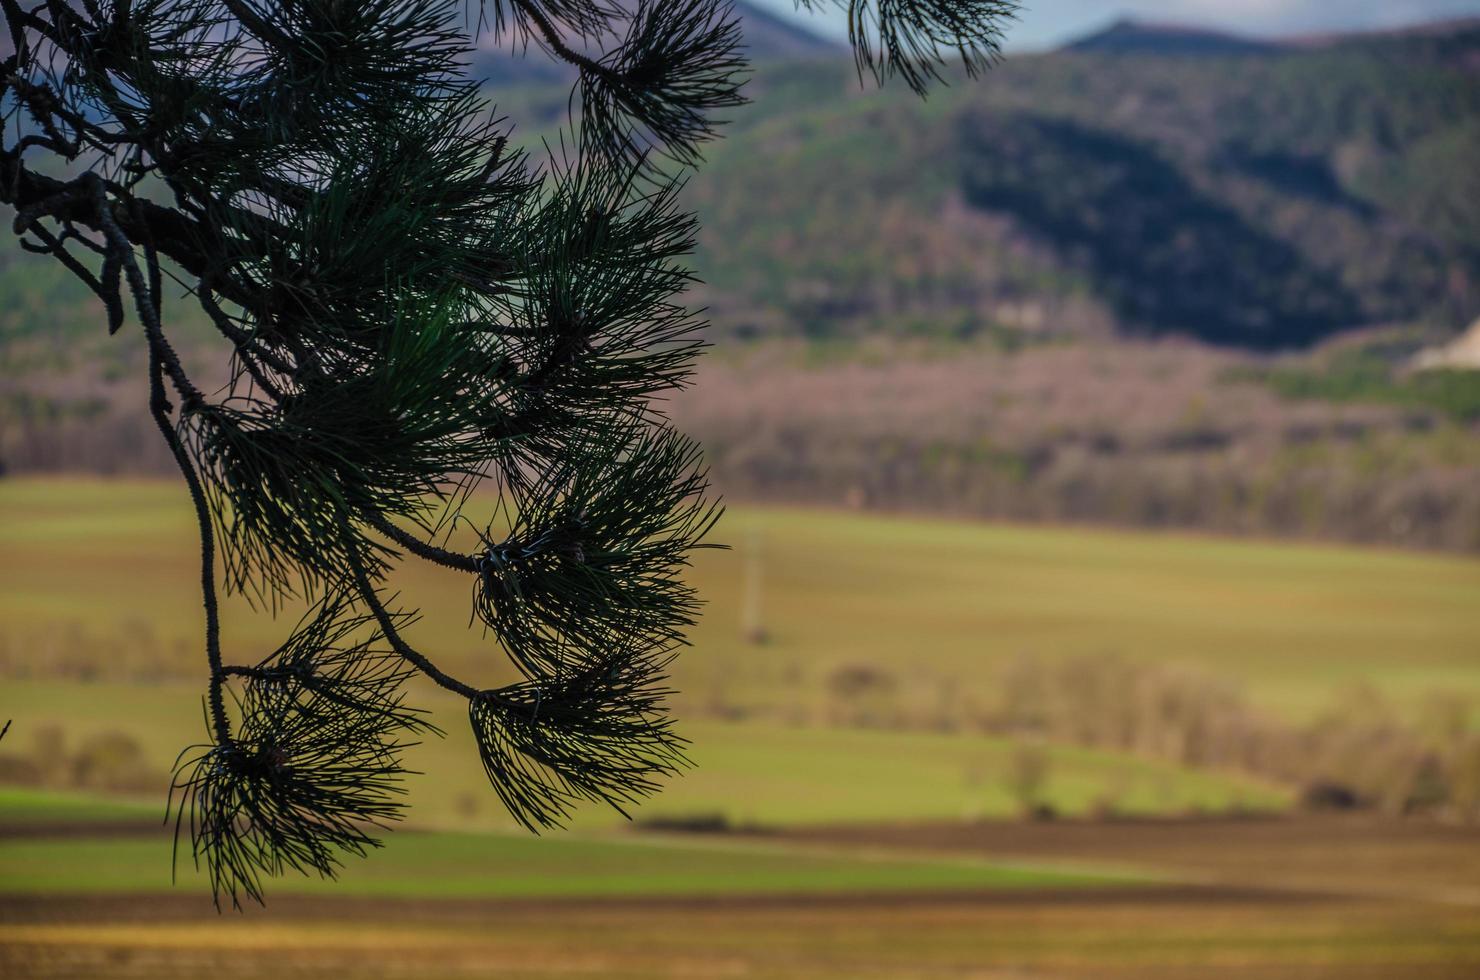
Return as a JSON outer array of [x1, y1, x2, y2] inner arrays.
[[750, 0, 1480, 51]]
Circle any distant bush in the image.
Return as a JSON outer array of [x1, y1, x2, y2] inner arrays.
[[0, 725, 164, 795], [637, 812, 734, 834], [1300, 781, 1367, 812], [825, 662, 901, 729], [977, 656, 1480, 823], [1238, 351, 1480, 423], [69, 732, 158, 794], [1005, 739, 1051, 819]]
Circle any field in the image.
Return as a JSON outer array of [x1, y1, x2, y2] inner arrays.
[[0, 792, 1125, 900], [4, 477, 1480, 977], [0, 678, 1288, 828], [4, 477, 1478, 723], [10, 476, 1480, 830], [5, 792, 1480, 979]]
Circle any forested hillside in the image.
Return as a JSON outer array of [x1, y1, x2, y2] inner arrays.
[[687, 23, 1480, 346], [6, 18, 1476, 351]]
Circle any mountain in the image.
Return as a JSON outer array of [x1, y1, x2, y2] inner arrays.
[[2, 15, 1477, 353], [3, 13, 1478, 549], [1066, 14, 1480, 58], [1066, 19, 1279, 56], [680, 19, 1480, 348], [1289, 16, 1480, 49], [715, 0, 841, 59]]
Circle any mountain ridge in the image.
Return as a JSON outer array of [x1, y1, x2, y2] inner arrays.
[[682, 19, 1480, 348], [1066, 19, 1279, 55], [1064, 14, 1480, 57]]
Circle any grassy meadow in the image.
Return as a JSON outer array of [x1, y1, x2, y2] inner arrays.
[[4, 476, 1480, 978], [6, 789, 1480, 979], [4, 476, 1478, 720], [0, 788, 1130, 900], [9, 474, 1480, 829], [0, 677, 1287, 829]]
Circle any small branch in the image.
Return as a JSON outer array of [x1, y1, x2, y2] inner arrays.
[[512, 0, 613, 79], [88, 175, 204, 409], [219, 0, 297, 51], [196, 285, 294, 374], [88, 172, 232, 747], [220, 665, 269, 680], [147, 336, 232, 747], [367, 513, 480, 573], [349, 557, 483, 701], [197, 284, 289, 402], [0, 148, 257, 310], [18, 223, 107, 300]]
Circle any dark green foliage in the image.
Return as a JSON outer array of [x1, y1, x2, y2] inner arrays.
[[796, 0, 1018, 94], [188, 287, 508, 603], [2, 0, 1006, 906], [484, 152, 707, 469], [1239, 351, 1480, 424], [578, 0, 749, 168], [957, 111, 1362, 345], [171, 598, 435, 908], [473, 424, 720, 680], [469, 648, 688, 830]]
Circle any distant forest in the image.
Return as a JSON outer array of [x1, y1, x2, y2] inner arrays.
[[6, 18, 1478, 351], [679, 21, 1480, 347]]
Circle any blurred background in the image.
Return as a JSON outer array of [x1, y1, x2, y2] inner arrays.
[[3, 2, 1480, 977]]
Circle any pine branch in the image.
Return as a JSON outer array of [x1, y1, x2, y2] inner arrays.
[[577, 0, 749, 167], [4, 0, 1007, 907], [367, 513, 481, 574], [171, 594, 431, 909], [349, 557, 485, 702], [795, 0, 1019, 95]]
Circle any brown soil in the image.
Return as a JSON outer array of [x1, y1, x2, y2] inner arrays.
[[5, 815, 1480, 979], [761, 814, 1480, 905]]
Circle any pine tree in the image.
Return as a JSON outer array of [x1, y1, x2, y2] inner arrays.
[[0, 0, 1015, 906]]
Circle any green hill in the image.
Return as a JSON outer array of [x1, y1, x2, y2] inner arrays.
[[5, 19, 1477, 352], [685, 24, 1480, 346]]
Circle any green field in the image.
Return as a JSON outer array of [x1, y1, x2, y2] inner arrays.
[[0, 834, 1123, 898], [0, 786, 156, 824], [4, 478, 1478, 720], [0, 790, 1130, 900], [6, 789, 1480, 980], [0, 679, 1286, 829], [5, 477, 1480, 829], [5, 479, 1480, 979]]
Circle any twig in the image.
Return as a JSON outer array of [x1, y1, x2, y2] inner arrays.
[[367, 514, 480, 573], [348, 556, 484, 702]]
